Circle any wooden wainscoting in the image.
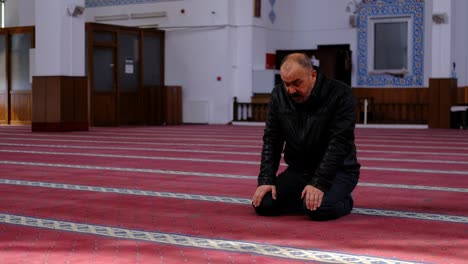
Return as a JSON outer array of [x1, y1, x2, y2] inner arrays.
[[0, 91, 7, 124], [353, 87, 428, 124], [32, 76, 88, 131], [119, 91, 143, 125], [236, 87, 468, 125], [457, 86, 468, 104], [10, 91, 32, 125], [91, 92, 116, 126], [428, 78, 457, 129], [144, 86, 182, 125]]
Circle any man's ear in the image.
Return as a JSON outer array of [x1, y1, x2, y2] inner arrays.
[[311, 69, 317, 78]]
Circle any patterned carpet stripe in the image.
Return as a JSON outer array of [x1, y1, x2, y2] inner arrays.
[[0, 142, 259, 156], [0, 149, 260, 165], [0, 160, 255, 179], [357, 138, 468, 146], [357, 182, 468, 193], [357, 143, 468, 151], [0, 132, 262, 144], [2, 134, 468, 151], [0, 137, 261, 149], [0, 213, 425, 264], [2, 150, 468, 175], [2, 143, 468, 164], [1, 179, 466, 224], [358, 149, 468, 157], [1, 160, 467, 192], [1, 129, 468, 145], [360, 166, 468, 175]]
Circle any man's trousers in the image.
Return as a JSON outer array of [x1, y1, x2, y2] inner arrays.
[[254, 167, 358, 221]]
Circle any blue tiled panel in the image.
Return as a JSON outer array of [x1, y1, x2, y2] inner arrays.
[[357, 0, 424, 87], [85, 0, 181, 8], [269, 0, 276, 24]]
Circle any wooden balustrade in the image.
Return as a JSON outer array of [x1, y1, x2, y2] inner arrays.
[[233, 97, 268, 122], [356, 97, 427, 124], [233, 96, 428, 124]]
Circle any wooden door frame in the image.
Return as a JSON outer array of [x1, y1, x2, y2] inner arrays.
[[86, 22, 165, 126], [0, 29, 8, 124], [0, 26, 35, 124], [87, 23, 118, 126], [140, 29, 165, 124], [118, 28, 141, 125]]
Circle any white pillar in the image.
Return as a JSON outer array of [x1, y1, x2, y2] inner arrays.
[[431, 0, 453, 78], [4, 0, 35, 27], [229, 0, 254, 103], [35, 0, 85, 77]]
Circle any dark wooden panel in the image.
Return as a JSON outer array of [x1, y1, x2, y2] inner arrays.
[[45, 77, 61, 122], [32, 76, 89, 131], [143, 86, 182, 125], [144, 86, 164, 125], [164, 86, 182, 125], [457, 86, 468, 104], [438, 78, 457, 129], [0, 92, 7, 124], [10, 91, 31, 124], [119, 91, 142, 125], [92, 93, 116, 126], [32, 76, 46, 122], [353, 87, 428, 124], [428, 78, 457, 128], [74, 77, 89, 122], [61, 77, 75, 122]]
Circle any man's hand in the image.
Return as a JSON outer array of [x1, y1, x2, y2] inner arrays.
[[252, 185, 276, 207], [301, 185, 324, 211]]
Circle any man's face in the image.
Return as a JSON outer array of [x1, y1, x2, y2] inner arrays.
[[280, 63, 317, 104]]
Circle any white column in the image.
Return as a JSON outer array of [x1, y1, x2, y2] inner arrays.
[[229, 0, 254, 102], [4, 0, 35, 27], [35, 0, 85, 77], [431, 0, 453, 78]]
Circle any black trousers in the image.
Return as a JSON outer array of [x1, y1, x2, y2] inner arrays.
[[254, 167, 358, 221]]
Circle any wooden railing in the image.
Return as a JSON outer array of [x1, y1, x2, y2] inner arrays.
[[233, 97, 428, 124], [233, 97, 268, 122], [356, 97, 428, 124]]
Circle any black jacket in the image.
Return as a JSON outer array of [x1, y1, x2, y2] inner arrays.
[[258, 70, 360, 192]]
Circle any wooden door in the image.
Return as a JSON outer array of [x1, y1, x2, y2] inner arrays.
[[91, 46, 117, 126], [9, 30, 34, 124], [87, 23, 166, 126], [118, 31, 141, 125]]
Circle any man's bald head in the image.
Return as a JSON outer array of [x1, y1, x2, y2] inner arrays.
[[280, 53, 313, 72], [279, 53, 317, 104]]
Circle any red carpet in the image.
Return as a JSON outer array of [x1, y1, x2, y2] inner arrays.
[[0, 124, 467, 263]]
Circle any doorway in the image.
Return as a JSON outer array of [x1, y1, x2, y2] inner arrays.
[[86, 23, 165, 126], [0, 26, 35, 125]]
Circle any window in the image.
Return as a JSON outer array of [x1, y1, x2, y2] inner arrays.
[[253, 0, 261, 18], [368, 16, 412, 75], [1, 0, 4, 28]]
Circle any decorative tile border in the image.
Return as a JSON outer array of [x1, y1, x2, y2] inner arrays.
[[357, 0, 425, 86], [1, 178, 467, 223], [269, 0, 277, 24], [85, 0, 181, 8], [0, 212, 423, 263]]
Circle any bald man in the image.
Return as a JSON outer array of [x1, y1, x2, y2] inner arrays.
[[252, 53, 361, 221]]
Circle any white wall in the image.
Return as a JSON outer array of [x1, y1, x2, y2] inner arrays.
[[5, 0, 35, 27], [9, 0, 466, 124], [431, 0, 453, 78], [35, 0, 85, 77], [452, 0, 468, 85], [250, 0, 358, 86], [86, 0, 236, 124]]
